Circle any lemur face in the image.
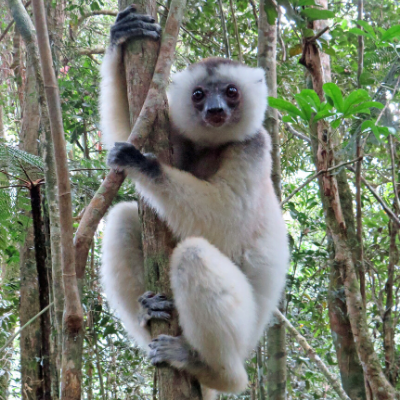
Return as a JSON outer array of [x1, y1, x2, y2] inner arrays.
[[168, 57, 268, 145], [191, 81, 242, 128]]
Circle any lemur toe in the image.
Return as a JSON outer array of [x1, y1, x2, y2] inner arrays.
[[148, 335, 187, 366], [138, 292, 174, 327]]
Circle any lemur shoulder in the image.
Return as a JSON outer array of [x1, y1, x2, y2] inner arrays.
[[100, 6, 289, 400]]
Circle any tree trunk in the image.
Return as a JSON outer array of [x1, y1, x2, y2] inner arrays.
[[258, 2, 286, 399], [300, 7, 397, 395], [119, 0, 202, 398], [31, 0, 84, 398], [18, 33, 44, 400]]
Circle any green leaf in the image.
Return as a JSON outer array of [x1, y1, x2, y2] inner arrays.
[[343, 89, 370, 113], [331, 119, 341, 129], [381, 25, 400, 41], [297, 0, 316, 5], [264, 0, 278, 25], [321, 44, 336, 56], [345, 101, 383, 116], [295, 95, 313, 121], [348, 28, 370, 37], [300, 8, 335, 21], [268, 97, 305, 119], [323, 83, 344, 113], [297, 89, 321, 110], [355, 20, 376, 38], [360, 120, 374, 132], [313, 110, 335, 121], [282, 115, 296, 123]]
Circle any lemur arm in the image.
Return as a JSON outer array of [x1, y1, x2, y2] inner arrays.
[[107, 141, 261, 238], [100, 7, 161, 149], [100, 48, 131, 149]]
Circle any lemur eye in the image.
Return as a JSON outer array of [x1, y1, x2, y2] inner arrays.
[[192, 88, 205, 101], [226, 85, 238, 98]]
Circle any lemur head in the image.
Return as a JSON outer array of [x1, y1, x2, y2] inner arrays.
[[168, 58, 268, 145]]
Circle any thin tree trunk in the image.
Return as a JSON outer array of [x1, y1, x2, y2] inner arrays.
[[5, 3, 65, 399], [258, 3, 286, 399], [29, 181, 52, 400], [31, 1, 84, 399], [17, 33, 44, 400]]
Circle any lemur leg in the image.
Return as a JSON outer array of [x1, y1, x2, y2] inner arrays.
[[100, 7, 161, 149], [101, 202, 173, 350], [149, 237, 257, 393]]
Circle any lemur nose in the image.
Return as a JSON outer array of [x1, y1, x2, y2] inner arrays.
[[207, 107, 224, 115]]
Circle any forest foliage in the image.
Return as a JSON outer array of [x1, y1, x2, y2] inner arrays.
[[0, 0, 400, 399]]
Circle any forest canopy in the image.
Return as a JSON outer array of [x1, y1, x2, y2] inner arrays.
[[0, 0, 399, 399]]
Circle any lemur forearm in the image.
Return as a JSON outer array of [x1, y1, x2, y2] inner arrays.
[[100, 48, 131, 149]]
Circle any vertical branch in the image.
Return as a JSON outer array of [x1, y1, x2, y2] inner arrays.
[[389, 135, 400, 213], [355, 0, 366, 309], [356, 0, 364, 89], [218, 0, 231, 58], [258, 2, 286, 399], [29, 182, 52, 400], [229, 0, 242, 62], [31, 1, 84, 400]]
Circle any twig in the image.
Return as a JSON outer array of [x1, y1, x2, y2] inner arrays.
[[281, 157, 363, 206], [388, 135, 400, 214], [0, 184, 26, 189], [0, 0, 31, 43], [70, 168, 108, 172], [76, 46, 106, 56], [0, 302, 53, 354], [284, 122, 311, 143], [248, 0, 258, 26], [218, 0, 231, 58], [274, 309, 351, 400], [0, 169, 29, 184], [77, 9, 118, 26], [229, 0, 242, 62], [375, 73, 400, 126], [347, 165, 400, 228]]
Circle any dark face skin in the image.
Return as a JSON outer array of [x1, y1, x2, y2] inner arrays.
[[191, 81, 241, 128]]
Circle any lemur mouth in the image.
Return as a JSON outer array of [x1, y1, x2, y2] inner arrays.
[[205, 114, 227, 127]]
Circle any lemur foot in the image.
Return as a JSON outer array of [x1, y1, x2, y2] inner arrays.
[[110, 5, 161, 46], [148, 335, 198, 369], [138, 292, 174, 327]]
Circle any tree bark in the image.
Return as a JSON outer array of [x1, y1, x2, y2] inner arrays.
[[258, 2, 286, 399]]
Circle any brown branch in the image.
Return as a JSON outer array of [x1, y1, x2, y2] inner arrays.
[[76, 46, 106, 56], [0, 0, 31, 43], [284, 122, 311, 143], [248, 0, 258, 26], [0, 302, 53, 354], [77, 9, 118, 26], [347, 166, 400, 228], [274, 310, 351, 400], [281, 157, 363, 206], [0, 169, 29, 184], [388, 135, 400, 213], [218, 0, 231, 58], [229, 0, 242, 62]]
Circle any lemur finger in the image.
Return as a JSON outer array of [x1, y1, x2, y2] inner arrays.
[[111, 20, 161, 35], [115, 12, 156, 25], [115, 5, 137, 23], [112, 28, 160, 45]]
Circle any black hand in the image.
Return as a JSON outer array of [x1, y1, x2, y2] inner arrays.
[[107, 142, 162, 178], [110, 6, 161, 46]]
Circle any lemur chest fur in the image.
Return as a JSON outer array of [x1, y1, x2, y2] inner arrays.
[[172, 133, 231, 180]]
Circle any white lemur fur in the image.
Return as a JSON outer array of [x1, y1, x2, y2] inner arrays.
[[100, 8, 289, 400]]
